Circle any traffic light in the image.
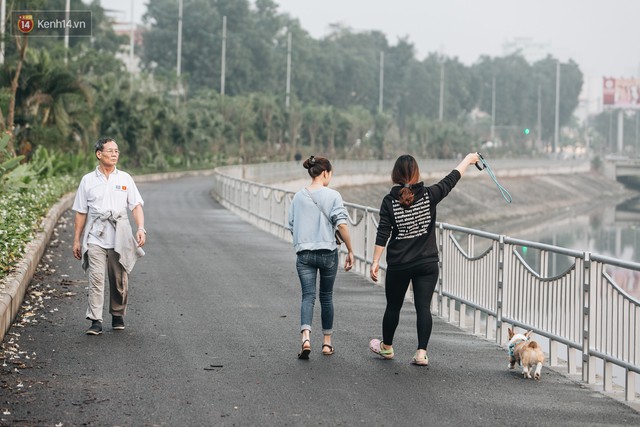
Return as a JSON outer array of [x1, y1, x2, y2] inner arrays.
[[523, 128, 530, 135]]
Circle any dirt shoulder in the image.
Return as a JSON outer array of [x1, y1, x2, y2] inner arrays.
[[336, 171, 639, 234]]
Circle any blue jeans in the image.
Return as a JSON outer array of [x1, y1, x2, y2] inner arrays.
[[296, 249, 338, 335]]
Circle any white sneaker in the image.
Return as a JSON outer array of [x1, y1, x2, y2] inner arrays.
[[411, 351, 429, 366]]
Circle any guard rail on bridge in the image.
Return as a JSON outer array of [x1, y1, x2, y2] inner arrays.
[[211, 159, 639, 402], [603, 156, 640, 180]]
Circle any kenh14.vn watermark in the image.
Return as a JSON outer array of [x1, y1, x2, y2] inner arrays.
[[12, 11, 92, 37]]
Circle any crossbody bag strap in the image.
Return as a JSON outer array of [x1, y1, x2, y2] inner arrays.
[[305, 188, 333, 226], [305, 188, 344, 246]]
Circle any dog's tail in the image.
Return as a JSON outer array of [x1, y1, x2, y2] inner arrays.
[[527, 341, 540, 350]]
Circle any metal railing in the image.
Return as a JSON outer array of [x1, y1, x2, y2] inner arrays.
[[211, 160, 639, 402]]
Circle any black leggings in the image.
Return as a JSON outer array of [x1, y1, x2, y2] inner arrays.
[[382, 262, 439, 350]]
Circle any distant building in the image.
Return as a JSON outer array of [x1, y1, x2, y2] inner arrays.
[[576, 75, 604, 122]]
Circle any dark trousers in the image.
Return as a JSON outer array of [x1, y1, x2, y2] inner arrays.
[[383, 261, 439, 350]]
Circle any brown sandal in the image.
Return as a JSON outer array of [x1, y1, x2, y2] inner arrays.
[[322, 344, 335, 355], [298, 339, 311, 359]]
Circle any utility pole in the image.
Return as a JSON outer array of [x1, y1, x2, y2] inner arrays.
[[537, 84, 542, 148], [617, 109, 624, 153], [635, 112, 639, 155], [490, 75, 496, 141], [553, 60, 560, 154], [220, 16, 226, 96], [129, 0, 135, 92], [637, 67, 640, 156], [285, 31, 291, 110], [608, 110, 613, 152], [438, 60, 444, 121], [0, 0, 6, 65], [176, 0, 183, 105], [378, 51, 384, 113], [64, 0, 70, 64]]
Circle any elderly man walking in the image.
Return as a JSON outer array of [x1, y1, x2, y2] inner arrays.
[[72, 137, 146, 335]]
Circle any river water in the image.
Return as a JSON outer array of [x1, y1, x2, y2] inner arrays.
[[515, 196, 639, 261], [507, 195, 640, 300]]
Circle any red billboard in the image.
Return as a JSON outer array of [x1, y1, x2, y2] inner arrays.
[[603, 77, 640, 109]]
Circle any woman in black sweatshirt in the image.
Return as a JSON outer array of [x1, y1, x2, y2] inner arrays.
[[369, 153, 480, 365]]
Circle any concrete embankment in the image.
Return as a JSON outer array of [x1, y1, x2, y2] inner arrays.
[[336, 169, 639, 234]]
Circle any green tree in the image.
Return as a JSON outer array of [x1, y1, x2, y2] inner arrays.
[[532, 56, 583, 146], [252, 93, 283, 155], [344, 105, 374, 157], [301, 104, 325, 152], [382, 37, 415, 136], [286, 105, 303, 160], [370, 112, 392, 160]]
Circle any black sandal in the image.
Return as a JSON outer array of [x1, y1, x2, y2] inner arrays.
[[322, 344, 335, 355], [298, 339, 311, 359]]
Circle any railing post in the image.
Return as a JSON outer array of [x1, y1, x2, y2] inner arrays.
[[626, 369, 636, 402], [364, 209, 370, 276], [473, 309, 482, 336], [496, 235, 505, 344], [283, 191, 288, 240], [437, 224, 445, 318], [549, 339, 558, 367], [582, 252, 596, 384]]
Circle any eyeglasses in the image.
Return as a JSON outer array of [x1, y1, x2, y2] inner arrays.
[[102, 149, 120, 154]]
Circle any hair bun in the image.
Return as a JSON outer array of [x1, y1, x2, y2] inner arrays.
[[303, 156, 316, 169]]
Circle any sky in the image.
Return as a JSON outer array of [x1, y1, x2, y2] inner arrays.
[[103, 0, 640, 79]]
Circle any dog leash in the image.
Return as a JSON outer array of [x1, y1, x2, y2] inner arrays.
[[475, 153, 513, 204]]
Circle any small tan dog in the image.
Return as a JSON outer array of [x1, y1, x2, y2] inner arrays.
[[507, 328, 545, 380]]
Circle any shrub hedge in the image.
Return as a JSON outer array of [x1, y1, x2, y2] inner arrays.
[[0, 175, 77, 279]]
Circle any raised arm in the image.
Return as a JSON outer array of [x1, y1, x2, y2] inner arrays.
[[454, 152, 481, 177]]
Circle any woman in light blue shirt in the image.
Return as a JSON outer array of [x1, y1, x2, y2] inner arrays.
[[288, 156, 354, 359]]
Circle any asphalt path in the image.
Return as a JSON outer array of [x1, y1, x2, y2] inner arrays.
[[1, 175, 640, 426]]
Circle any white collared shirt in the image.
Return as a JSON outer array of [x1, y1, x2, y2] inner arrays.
[[72, 166, 144, 249]]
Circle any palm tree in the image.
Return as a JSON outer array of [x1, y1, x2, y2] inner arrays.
[[3, 35, 29, 154], [16, 49, 93, 152], [228, 96, 257, 163], [252, 93, 282, 155], [302, 104, 324, 152], [24, 51, 92, 123], [286, 105, 303, 160]]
